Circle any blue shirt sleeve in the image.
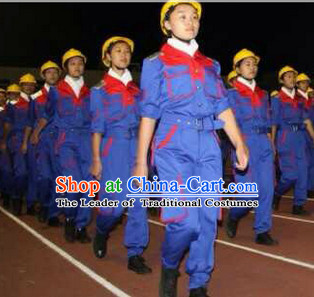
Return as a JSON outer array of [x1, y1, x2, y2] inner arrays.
[[271, 96, 281, 126], [211, 61, 230, 117], [139, 57, 163, 120], [90, 87, 106, 134], [4, 104, 14, 125]]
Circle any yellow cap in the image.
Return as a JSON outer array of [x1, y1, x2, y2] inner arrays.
[[6, 84, 21, 93], [62, 48, 87, 69], [40, 61, 61, 77], [270, 90, 279, 97], [160, 1, 202, 35], [296, 73, 310, 83], [227, 70, 238, 83], [0, 88, 6, 93], [102, 36, 134, 67], [233, 49, 260, 68], [278, 66, 298, 81], [19, 73, 37, 84]]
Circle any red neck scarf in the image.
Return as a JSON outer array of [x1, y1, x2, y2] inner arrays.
[[103, 73, 139, 107], [278, 89, 298, 109], [233, 79, 264, 107], [160, 43, 213, 81], [58, 80, 90, 106]]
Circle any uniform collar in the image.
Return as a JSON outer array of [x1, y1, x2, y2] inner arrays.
[[108, 68, 133, 86], [281, 86, 295, 99], [297, 88, 308, 100], [44, 83, 50, 92], [65, 75, 84, 98], [20, 92, 30, 102], [237, 76, 256, 92], [167, 37, 199, 57]]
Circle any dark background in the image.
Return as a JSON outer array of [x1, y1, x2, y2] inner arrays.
[[0, 2, 313, 90]]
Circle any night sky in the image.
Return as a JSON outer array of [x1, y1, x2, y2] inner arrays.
[[0, 3, 313, 89]]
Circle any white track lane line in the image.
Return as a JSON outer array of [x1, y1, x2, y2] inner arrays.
[[249, 211, 314, 224], [146, 218, 314, 271], [0, 206, 132, 297]]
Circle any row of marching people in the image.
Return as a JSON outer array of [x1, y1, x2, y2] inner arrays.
[[0, 1, 313, 296]]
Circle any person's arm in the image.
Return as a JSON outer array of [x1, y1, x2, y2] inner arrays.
[[30, 118, 48, 145], [270, 96, 281, 153], [133, 118, 156, 178], [90, 132, 103, 180], [304, 118, 314, 143], [133, 57, 162, 178], [89, 86, 107, 180], [0, 122, 11, 151], [21, 126, 32, 154], [218, 108, 248, 171]]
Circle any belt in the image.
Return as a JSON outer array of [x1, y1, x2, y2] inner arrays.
[[279, 123, 305, 132], [107, 126, 138, 139], [160, 114, 224, 131], [241, 126, 271, 134]]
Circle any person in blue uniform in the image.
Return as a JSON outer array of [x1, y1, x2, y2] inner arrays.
[[19, 74, 37, 215], [90, 36, 151, 274], [0, 88, 13, 209], [296, 74, 314, 198], [133, 2, 249, 297], [30, 61, 62, 226], [272, 67, 314, 215], [2, 83, 30, 216], [49, 49, 92, 243], [225, 49, 277, 245]]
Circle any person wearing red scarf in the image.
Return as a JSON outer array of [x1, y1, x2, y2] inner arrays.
[[90, 36, 151, 275], [49, 49, 92, 243], [296, 74, 314, 197], [134, 2, 248, 297], [225, 49, 277, 246], [272, 67, 314, 215]]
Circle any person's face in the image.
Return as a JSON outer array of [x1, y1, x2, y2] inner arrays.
[[236, 57, 258, 80], [7, 92, 20, 101], [0, 92, 6, 105], [43, 68, 60, 86], [164, 4, 200, 41], [21, 82, 36, 95], [282, 72, 296, 89], [297, 80, 310, 92], [106, 42, 131, 70], [67, 56, 85, 78]]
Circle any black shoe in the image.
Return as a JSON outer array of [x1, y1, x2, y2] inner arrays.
[[255, 232, 278, 246], [38, 206, 48, 223], [93, 232, 108, 258], [64, 218, 76, 243], [272, 194, 281, 211], [292, 205, 309, 216], [26, 205, 36, 216], [12, 199, 22, 216], [225, 214, 238, 238], [159, 266, 179, 297], [2, 194, 10, 209], [128, 255, 152, 274], [48, 217, 62, 227], [76, 227, 92, 243], [189, 287, 209, 297]]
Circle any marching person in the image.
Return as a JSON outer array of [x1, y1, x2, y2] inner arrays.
[[225, 49, 277, 245], [49, 49, 92, 242], [272, 67, 314, 214], [2, 83, 30, 215], [90, 36, 151, 274], [227, 70, 238, 87], [296, 74, 314, 197], [133, 1, 248, 296], [30, 61, 62, 226], [20, 73, 38, 215]]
